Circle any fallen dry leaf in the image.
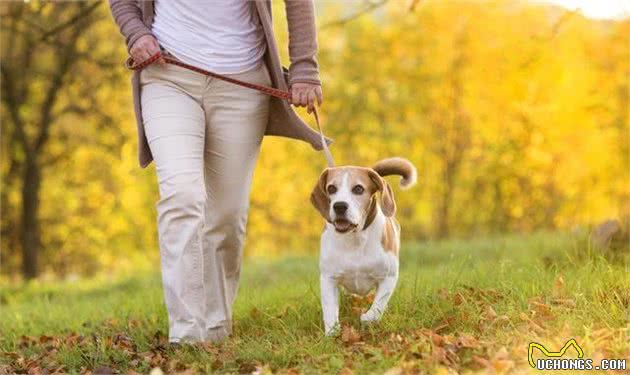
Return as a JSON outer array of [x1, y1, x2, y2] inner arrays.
[[430, 332, 445, 347], [430, 346, 458, 366], [382, 367, 403, 375], [528, 320, 545, 333], [472, 355, 490, 368], [455, 334, 479, 349], [104, 318, 119, 327], [518, 311, 533, 322], [491, 359, 515, 373], [553, 275, 565, 297], [434, 366, 458, 375], [437, 288, 449, 301], [452, 292, 467, 306], [529, 301, 553, 317], [493, 346, 509, 360], [483, 305, 498, 320], [92, 366, 117, 374], [551, 298, 576, 307], [251, 365, 273, 375], [432, 323, 449, 333], [341, 325, 362, 344]]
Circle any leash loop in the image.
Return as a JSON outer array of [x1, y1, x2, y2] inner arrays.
[[312, 107, 335, 168], [127, 52, 335, 167]]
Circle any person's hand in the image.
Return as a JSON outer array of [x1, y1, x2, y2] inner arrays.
[[290, 83, 323, 113], [130, 34, 164, 65]]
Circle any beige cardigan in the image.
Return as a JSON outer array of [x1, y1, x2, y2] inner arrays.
[[108, 0, 330, 168]]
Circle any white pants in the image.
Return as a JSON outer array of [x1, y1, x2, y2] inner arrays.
[[140, 61, 270, 343]]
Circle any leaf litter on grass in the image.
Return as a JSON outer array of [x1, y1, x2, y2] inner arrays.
[[3, 235, 629, 374]]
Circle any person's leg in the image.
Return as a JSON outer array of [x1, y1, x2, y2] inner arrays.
[[200, 62, 271, 338], [140, 64, 208, 343]]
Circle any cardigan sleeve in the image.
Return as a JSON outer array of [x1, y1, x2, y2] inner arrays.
[[108, 0, 153, 53], [284, 0, 321, 86]]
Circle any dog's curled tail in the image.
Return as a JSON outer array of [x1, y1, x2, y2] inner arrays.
[[372, 157, 417, 189]]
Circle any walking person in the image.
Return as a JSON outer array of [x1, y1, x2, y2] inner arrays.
[[109, 0, 326, 344]]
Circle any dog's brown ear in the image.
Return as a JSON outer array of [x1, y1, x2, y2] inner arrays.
[[310, 169, 330, 221], [368, 169, 396, 217]]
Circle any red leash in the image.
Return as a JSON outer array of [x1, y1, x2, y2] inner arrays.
[[127, 52, 335, 167]]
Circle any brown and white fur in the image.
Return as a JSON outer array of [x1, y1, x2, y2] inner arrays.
[[310, 157, 417, 335]]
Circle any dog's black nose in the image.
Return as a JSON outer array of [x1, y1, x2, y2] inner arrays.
[[333, 202, 348, 214]]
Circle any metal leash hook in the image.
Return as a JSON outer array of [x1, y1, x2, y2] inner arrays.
[[127, 52, 335, 168]]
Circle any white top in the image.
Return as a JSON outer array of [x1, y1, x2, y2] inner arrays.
[[152, 0, 267, 75]]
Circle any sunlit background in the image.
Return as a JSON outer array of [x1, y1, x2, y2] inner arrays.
[[1, 0, 628, 281], [541, 0, 629, 19]]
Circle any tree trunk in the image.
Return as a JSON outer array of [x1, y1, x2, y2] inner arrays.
[[21, 158, 41, 279]]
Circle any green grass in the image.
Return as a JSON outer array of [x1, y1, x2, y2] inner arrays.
[[1, 231, 629, 374]]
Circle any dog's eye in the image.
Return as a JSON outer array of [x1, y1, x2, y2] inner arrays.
[[327, 185, 337, 194], [352, 185, 365, 195]]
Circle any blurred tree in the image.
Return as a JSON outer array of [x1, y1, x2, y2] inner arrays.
[[0, 1, 129, 279], [427, 26, 471, 238]]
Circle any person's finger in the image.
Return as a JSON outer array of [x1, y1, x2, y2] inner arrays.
[[132, 49, 150, 64], [293, 87, 303, 105], [139, 49, 151, 63], [149, 40, 162, 56], [300, 91, 308, 107], [316, 87, 323, 106], [141, 43, 152, 56], [293, 89, 302, 106], [307, 91, 316, 112], [150, 41, 165, 65], [149, 38, 160, 51], [296, 91, 304, 107], [130, 47, 139, 60], [146, 46, 159, 57]]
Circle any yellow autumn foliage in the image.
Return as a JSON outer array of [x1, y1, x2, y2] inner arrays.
[[1, 1, 628, 278]]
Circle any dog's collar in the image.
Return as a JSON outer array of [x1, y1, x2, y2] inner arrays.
[[362, 196, 378, 230]]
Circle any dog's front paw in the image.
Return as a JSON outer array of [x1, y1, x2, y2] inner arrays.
[[360, 309, 382, 323]]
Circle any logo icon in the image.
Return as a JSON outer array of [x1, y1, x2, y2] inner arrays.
[[528, 339, 584, 368]]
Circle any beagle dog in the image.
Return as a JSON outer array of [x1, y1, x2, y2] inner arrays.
[[310, 157, 417, 335]]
